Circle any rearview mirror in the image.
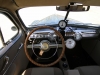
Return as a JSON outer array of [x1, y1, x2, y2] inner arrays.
[[56, 2, 90, 11]]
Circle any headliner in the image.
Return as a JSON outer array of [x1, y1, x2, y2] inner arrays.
[[0, 0, 100, 11]]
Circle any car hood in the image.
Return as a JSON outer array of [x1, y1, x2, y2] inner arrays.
[[31, 14, 82, 26]]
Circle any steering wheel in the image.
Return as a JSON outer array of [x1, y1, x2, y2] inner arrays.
[[24, 26, 65, 67]]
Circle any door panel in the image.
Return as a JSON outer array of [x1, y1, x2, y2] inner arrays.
[[0, 10, 29, 75], [0, 31, 29, 75], [5, 32, 29, 75]]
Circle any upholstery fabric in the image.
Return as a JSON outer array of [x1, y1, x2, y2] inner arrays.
[[76, 66, 100, 75], [22, 67, 63, 75]]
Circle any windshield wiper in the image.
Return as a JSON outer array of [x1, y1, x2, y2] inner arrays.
[[68, 23, 100, 29], [28, 24, 46, 27], [73, 23, 100, 26], [73, 23, 92, 25], [28, 23, 58, 27]]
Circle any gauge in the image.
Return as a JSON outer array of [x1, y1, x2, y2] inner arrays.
[[59, 20, 67, 29], [74, 32, 82, 41], [66, 38, 76, 49]]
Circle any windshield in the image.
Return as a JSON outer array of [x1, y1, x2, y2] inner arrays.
[[19, 6, 100, 27]]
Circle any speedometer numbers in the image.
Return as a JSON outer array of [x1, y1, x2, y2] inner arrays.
[[59, 20, 67, 29]]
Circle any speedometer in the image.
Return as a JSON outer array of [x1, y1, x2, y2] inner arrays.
[[59, 20, 67, 29], [65, 38, 76, 49]]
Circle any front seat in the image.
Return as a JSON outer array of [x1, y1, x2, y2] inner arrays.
[[22, 68, 63, 75], [76, 66, 100, 75]]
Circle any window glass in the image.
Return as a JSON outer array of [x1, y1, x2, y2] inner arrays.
[[19, 6, 100, 27], [0, 13, 18, 49]]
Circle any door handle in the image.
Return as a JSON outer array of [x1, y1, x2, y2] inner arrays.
[[2, 56, 9, 71], [18, 43, 23, 50]]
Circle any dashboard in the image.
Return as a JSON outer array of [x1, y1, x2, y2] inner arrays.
[[28, 22, 100, 49], [29, 27, 98, 38]]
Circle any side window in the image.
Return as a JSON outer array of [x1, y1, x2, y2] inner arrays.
[[0, 13, 18, 49]]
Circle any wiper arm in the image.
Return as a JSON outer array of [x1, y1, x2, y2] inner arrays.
[[73, 23, 92, 25], [73, 23, 100, 26], [28, 24, 46, 27]]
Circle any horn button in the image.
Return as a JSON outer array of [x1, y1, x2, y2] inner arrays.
[[40, 40, 50, 51]]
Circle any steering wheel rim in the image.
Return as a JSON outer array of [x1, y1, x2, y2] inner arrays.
[[24, 26, 65, 67]]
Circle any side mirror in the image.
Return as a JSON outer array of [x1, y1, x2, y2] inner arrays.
[[11, 26, 17, 31]]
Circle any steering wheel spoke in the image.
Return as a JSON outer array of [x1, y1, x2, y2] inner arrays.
[[27, 44, 63, 49], [27, 44, 41, 49], [33, 44, 41, 48], [27, 44, 32, 48], [49, 44, 63, 48]]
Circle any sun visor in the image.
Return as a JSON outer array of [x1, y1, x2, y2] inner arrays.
[[15, 0, 70, 7], [70, 0, 100, 6], [15, 0, 100, 7]]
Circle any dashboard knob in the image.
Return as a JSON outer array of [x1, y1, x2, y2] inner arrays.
[[63, 63, 68, 68], [74, 33, 82, 41]]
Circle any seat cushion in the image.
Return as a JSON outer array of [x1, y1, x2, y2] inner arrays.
[[64, 70, 80, 75], [76, 66, 100, 75], [22, 68, 63, 75]]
